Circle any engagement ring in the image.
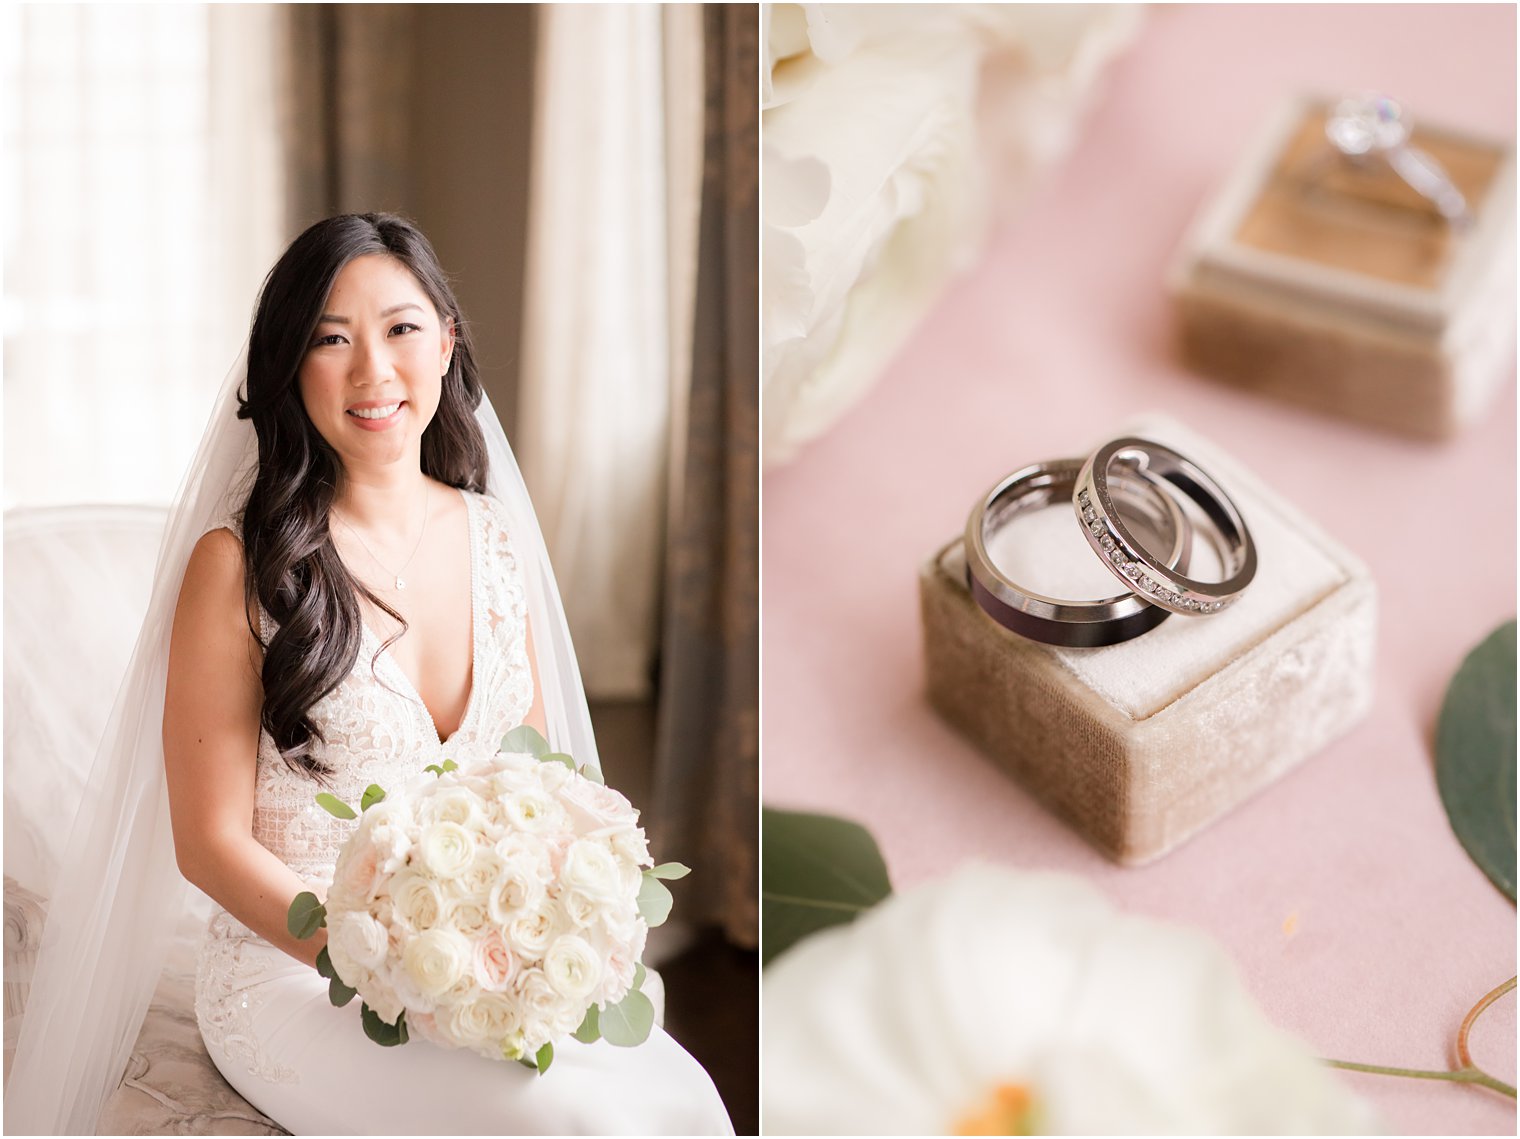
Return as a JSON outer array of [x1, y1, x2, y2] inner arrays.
[[1325, 94, 1471, 227]]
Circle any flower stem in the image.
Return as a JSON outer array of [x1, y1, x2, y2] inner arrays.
[[1323, 975, 1517, 1100], [1323, 1060, 1515, 1098]]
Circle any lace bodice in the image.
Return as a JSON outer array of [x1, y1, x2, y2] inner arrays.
[[225, 488, 533, 894], [197, 489, 534, 1083]]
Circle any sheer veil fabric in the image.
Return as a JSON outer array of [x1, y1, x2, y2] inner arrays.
[[6, 350, 601, 1134]]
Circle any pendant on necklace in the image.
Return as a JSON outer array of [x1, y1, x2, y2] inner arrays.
[[395, 577, 407, 591]]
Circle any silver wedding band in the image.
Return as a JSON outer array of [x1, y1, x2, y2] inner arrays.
[[1075, 437, 1257, 617], [966, 437, 1258, 645], [964, 459, 1193, 648]]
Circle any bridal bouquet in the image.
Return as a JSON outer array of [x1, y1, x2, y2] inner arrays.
[[286, 726, 687, 1074]]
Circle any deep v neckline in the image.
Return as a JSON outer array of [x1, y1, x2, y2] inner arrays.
[[357, 487, 481, 747]]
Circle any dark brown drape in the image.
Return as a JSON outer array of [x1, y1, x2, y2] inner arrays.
[[651, 6, 759, 949]]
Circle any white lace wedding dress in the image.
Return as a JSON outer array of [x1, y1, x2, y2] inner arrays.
[[194, 488, 733, 1135]]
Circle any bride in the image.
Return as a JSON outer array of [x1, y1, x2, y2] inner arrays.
[[9, 214, 733, 1135]]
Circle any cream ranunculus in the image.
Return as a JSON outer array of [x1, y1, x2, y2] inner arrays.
[[762, 863, 1378, 1135], [762, 4, 1140, 467], [402, 928, 472, 1001], [509, 908, 557, 961], [560, 838, 623, 903], [419, 821, 476, 879], [501, 787, 566, 834], [542, 934, 602, 1000]]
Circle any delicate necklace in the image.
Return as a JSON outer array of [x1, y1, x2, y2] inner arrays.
[[333, 483, 430, 591]]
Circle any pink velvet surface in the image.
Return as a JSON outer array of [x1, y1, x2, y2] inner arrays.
[[762, 6, 1517, 1134]]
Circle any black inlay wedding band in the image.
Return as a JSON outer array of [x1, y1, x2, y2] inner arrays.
[[965, 458, 1192, 648]]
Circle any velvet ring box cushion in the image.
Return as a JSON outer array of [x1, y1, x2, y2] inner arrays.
[[1170, 94, 1516, 440], [920, 416, 1377, 865]]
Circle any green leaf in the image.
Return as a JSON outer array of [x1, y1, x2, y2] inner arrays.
[[329, 974, 358, 1008], [573, 1003, 601, 1044], [360, 784, 387, 811], [315, 945, 335, 980], [315, 792, 357, 820], [542, 752, 576, 771], [441, 758, 458, 773], [761, 807, 892, 966], [632, 961, 647, 991], [501, 725, 550, 758], [424, 764, 444, 777], [287, 892, 326, 940], [1436, 620, 1517, 901], [534, 1041, 554, 1075], [360, 1004, 409, 1047], [636, 876, 673, 927], [645, 862, 691, 880], [578, 763, 605, 785], [599, 989, 655, 1047]]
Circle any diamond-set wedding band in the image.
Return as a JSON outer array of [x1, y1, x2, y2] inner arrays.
[[1075, 438, 1257, 617], [966, 437, 1257, 645], [1325, 94, 1471, 227], [965, 459, 1193, 648]]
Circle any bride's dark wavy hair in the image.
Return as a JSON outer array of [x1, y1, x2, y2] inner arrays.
[[237, 213, 489, 779]]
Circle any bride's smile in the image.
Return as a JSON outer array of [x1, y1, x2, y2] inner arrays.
[[299, 252, 455, 469]]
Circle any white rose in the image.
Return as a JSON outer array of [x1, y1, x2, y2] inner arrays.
[[533, 759, 573, 794], [473, 929, 519, 992], [418, 786, 484, 831], [451, 899, 491, 938], [560, 888, 597, 929], [361, 800, 417, 871], [331, 910, 389, 973], [762, 863, 1377, 1135], [559, 778, 639, 831], [330, 839, 382, 907], [389, 871, 448, 931], [608, 825, 652, 870], [487, 858, 548, 925], [439, 991, 521, 1054], [402, 928, 472, 1000], [419, 821, 477, 879], [542, 934, 602, 1001], [456, 848, 505, 902], [359, 976, 405, 1028], [512, 966, 564, 1050], [560, 839, 622, 903]]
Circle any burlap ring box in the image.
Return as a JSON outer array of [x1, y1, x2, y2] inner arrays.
[[920, 416, 1376, 865], [1171, 95, 1517, 440]]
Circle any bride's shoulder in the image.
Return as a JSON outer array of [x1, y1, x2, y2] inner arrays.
[[178, 526, 258, 634]]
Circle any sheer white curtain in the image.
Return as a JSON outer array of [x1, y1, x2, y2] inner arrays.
[[519, 5, 704, 699], [2, 4, 285, 509]]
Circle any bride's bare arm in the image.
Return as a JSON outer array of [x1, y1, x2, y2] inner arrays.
[[522, 616, 549, 737], [163, 528, 327, 969]]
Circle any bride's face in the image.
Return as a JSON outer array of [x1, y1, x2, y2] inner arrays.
[[298, 253, 455, 474]]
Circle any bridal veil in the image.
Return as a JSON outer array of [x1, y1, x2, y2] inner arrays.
[[6, 347, 600, 1134]]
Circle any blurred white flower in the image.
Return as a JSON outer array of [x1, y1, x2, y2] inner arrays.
[[762, 863, 1378, 1135], [762, 4, 1142, 467]]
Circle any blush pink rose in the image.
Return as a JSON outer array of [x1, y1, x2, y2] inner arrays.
[[474, 929, 518, 992]]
